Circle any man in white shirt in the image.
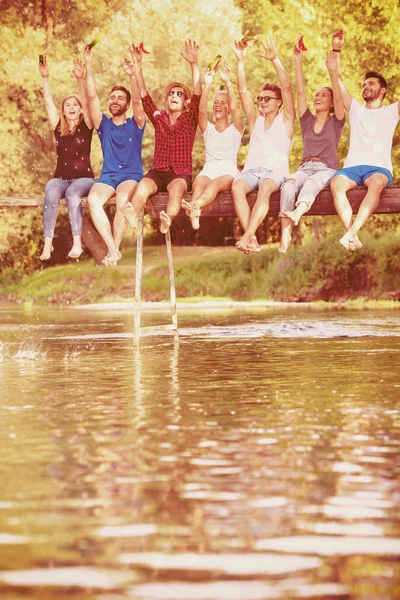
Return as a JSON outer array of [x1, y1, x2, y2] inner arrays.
[[330, 39, 400, 250]]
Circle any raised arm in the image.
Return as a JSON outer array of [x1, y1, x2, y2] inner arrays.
[[128, 43, 147, 98], [218, 62, 244, 133], [230, 40, 256, 131], [39, 55, 59, 130], [83, 45, 103, 129], [72, 57, 93, 129], [293, 39, 308, 117], [198, 68, 214, 133], [122, 57, 146, 129], [325, 51, 345, 120], [180, 39, 201, 96], [331, 29, 352, 112], [259, 35, 296, 130]]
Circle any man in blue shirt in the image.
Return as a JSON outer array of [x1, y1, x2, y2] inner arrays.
[[85, 45, 145, 265]]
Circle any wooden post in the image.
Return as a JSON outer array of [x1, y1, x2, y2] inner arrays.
[[165, 228, 179, 343], [133, 210, 144, 347]]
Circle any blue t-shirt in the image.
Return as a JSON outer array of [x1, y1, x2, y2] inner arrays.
[[97, 114, 145, 177]]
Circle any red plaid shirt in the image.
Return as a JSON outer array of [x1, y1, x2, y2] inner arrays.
[[142, 92, 200, 176]]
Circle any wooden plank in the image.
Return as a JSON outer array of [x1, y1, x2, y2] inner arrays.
[[1, 185, 400, 215]]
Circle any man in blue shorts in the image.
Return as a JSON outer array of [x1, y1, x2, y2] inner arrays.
[[84, 45, 145, 265], [329, 35, 400, 250]]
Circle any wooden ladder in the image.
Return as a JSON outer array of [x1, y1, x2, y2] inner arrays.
[[133, 210, 179, 346]]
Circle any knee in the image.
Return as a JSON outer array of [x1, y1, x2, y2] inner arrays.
[[65, 190, 82, 207], [44, 180, 62, 201], [281, 178, 296, 196], [232, 180, 246, 199], [366, 175, 387, 193]]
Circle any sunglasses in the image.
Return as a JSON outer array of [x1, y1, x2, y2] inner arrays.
[[168, 90, 185, 98], [257, 95, 279, 103]]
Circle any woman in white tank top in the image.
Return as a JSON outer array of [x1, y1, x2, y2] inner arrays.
[[182, 63, 244, 230]]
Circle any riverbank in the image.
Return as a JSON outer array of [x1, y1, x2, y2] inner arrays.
[[1, 232, 399, 306]]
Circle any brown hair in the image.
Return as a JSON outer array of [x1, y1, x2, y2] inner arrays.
[[58, 95, 83, 136], [364, 71, 387, 99], [261, 82, 282, 100], [110, 85, 131, 104]]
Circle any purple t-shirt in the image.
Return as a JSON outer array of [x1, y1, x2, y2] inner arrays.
[[300, 108, 345, 170], [54, 119, 94, 180]]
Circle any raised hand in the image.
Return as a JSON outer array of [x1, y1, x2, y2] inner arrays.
[[230, 40, 247, 61], [218, 62, 231, 84], [72, 58, 84, 79], [204, 68, 215, 86], [39, 54, 49, 77], [122, 57, 136, 77], [259, 35, 278, 61], [326, 50, 339, 73], [180, 39, 199, 64], [128, 43, 143, 64], [83, 44, 92, 65], [332, 29, 344, 51], [293, 37, 303, 62]]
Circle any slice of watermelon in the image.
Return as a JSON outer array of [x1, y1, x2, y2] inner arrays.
[[208, 55, 222, 72], [138, 42, 150, 54], [87, 37, 100, 50], [241, 35, 257, 48], [297, 35, 308, 51]]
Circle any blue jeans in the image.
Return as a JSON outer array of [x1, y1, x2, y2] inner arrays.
[[279, 161, 337, 215], [43, 177, 95, 237]]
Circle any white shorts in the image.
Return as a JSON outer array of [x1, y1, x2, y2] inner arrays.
[[197, 159, 239, 180]]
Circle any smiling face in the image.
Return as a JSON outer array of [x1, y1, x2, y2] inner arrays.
[[362, 77, 386, 102], [212, 92, 229, 120], [108, 90, 129, 116], [313, 87, 334, 112], [62, 96, 82, 121], [166, 87, 187, 113]]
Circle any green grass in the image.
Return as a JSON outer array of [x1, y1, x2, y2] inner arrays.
[[1, 234, 400, 306]]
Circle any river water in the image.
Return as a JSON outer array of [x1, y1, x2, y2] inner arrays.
[[0, 306, 399, 600]]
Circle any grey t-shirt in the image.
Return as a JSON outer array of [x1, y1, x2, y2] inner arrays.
[[300, 108, 345, 169]]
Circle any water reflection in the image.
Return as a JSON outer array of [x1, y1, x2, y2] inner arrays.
[[0, 307, 399, 599]]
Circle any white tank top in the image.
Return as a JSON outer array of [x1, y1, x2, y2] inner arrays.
[[203, 122, 242, 163], [244, 112, 291, 176]]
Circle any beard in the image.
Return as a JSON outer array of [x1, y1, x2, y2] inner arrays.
[[362, 88, 381, 101], [109, 104, 126, 116]]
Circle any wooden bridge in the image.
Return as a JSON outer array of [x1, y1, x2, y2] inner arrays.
[[1, 185, 399, 344]]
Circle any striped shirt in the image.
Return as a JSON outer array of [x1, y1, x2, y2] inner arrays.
[[203, 122, 242, 163]]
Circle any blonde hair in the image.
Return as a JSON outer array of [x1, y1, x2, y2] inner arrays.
[[59, 95, 83, 136]]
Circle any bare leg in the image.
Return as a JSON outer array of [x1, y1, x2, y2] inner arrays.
[[113, 180, 138, 250], [183, 175, 234, 230], [236, 179, 278, 253], [87, 183, 121, 264], [344, 173, 387, 247], [121, 177, 158, 227], [232, 179, 251, 231], [330, 175, 358, 249], [278, 216, 292, 253], [161, 178, 188, 234]]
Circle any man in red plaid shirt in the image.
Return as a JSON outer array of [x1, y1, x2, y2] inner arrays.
[[122, 39, 201, 233]]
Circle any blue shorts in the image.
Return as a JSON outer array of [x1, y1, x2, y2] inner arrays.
[[98, 172, 143, 189], [234, 167, 285, 192], [333, 165, 392, 186]]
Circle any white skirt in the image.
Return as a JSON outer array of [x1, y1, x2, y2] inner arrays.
[[197, 159, 239, 180]]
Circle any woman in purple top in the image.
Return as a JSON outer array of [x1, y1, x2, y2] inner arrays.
[[39, 55, 95, 260], [278, 41, 345, 252]]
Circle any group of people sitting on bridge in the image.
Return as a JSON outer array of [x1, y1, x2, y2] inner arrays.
[[39, 30, 400, 265]]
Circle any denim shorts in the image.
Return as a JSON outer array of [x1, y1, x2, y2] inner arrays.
[[98, 172, 143, 189], [234, 167, 285, 191], [333, 165, 392, 186]]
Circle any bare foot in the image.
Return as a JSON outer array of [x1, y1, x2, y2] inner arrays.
[[121, 202, 137, 227], [68, 244, 83, 259], [339, 232, 362, 251], [40, 242, 54, 261], [181, 199, 191, 216], [281, 210, 299, 227], [159, 210, 171, 234], [278, 228, 292, 253], [236, 236, 259, 254], [102, 250, 122, 267]]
